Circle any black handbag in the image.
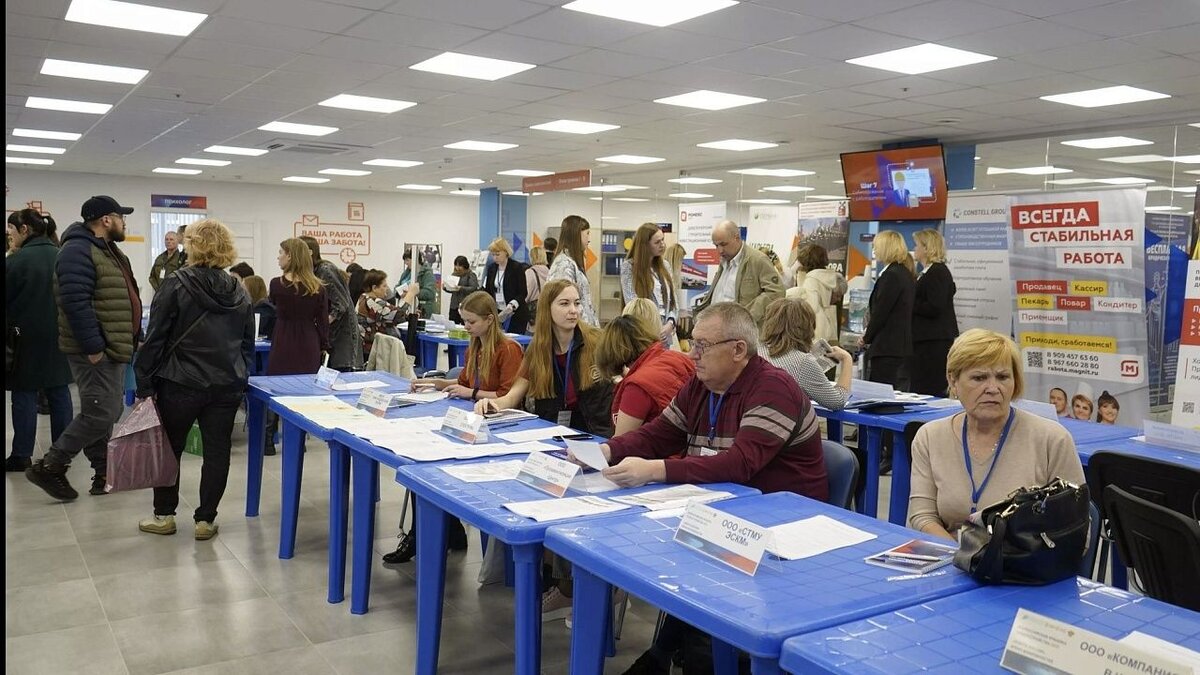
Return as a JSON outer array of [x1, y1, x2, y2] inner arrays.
[[5, 326, 19, 375], [954, 477, 1090, 585]]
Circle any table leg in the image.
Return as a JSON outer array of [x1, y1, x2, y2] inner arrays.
[[711, 636, 738, 675], [826, 419, 843, 444], [415, 496, 449, 675], [854, 427, 881, 518], [512, 542, 544, 675], [888, 428, 913, 526], [421, 340, 438, 372], [350, 452, 379, 615], [327, 440, 350, 604], [278, 420, 305, 559], [245, 396, 265, 517], [750, 655, 782, 675], [569, 566, 610, 675], [449, 344, 466, 369]]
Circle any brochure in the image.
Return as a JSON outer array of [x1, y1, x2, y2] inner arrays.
[[864, 539, 957, 574]]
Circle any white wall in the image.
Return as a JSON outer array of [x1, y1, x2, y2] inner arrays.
[[5, 169, 478, 301]]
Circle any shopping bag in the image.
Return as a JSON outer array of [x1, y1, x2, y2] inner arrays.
[[184, 423, 203, 456], [106, 398, 178, 492]]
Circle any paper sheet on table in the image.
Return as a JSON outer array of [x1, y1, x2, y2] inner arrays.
[[394, 391, 448, 404], [496, 425, 576, 443], [571, 472, 621, 494], [331, 379, 390, 391], [1119, 632, 1200, 670], [272, 396, 378, 427], [922, 398, 963, 409], [503, 495, 632, 522], [766, 515, 877, 560], [565, 439, 607, 471], [610, 485, 735, 511], [440, 460, 525, 483], [368, 432, 556, 462]]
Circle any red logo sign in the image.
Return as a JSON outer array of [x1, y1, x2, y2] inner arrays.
[[521, 169, 591, 193], [693, 248, 720, 265], [1011, 201, 1099, 229], [1120, 360, 1140, 378], [1017, 280, 1068, 295], [1056, 296, 1091, 311]]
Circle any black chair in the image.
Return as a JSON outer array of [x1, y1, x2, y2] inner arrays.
[[1103, 485, 1200, 611]]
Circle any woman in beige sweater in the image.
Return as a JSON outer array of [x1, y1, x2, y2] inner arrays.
[[908, 328, 1085, 540]]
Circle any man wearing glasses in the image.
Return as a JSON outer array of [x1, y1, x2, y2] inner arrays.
[[26, 195, 142, 501]]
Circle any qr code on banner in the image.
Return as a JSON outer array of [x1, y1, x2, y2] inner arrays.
[[1026, 351, 1043, 370], [1184, 401, 1196, 414]]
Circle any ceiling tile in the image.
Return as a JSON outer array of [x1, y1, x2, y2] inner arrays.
[[385, 0, 551, 31], [607, 29, 748, 62], [774, 25, 917, 61], [944, 20, 1104, 58], [549, 49, 676, 78], [854, 0, 1030, 42], [219, 0, 373, 32], [674, 4, 835, 43], [1047, 0, 1200, 38], [752, 0, 932, 23]]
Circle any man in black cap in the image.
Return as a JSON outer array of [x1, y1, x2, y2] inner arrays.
[[26, 195, 143, 501]]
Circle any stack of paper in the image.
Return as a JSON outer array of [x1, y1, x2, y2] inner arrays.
[[273, 396, 377, 428], [440, 460, 525, 483], [503, 496, 632, 522], [496, 425, 576, 443], [393, 391, 449, 404], [610, 485, 734, 511], [765, 515, 877, 560], [331, 379, 391, 391]]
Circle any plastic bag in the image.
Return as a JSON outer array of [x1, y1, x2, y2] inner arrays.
[[105, 398, 178, 492]]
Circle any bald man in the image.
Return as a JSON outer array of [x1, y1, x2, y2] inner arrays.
[[693, 220, 784, 325]]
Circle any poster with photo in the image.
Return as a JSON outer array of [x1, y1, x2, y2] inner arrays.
[[677, 201, 727, 309], [796, 201, 851, 276], [1144, 212, 1191, 408], [1171, 260, 1200, 427]]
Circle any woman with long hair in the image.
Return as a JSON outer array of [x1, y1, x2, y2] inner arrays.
[[475, 279, 613, 436], [910, 229, 958, 396], [267, 238, 329, 375], [525, 245, 550, 327], [413, 291, 524, 401], [621, 223, 677, 343], [243, 275, 274, 340], [133, 219, 254, 540], [663, 242, 691, 350], [760, 298, 853, 410], [547, 215, 597, 325]]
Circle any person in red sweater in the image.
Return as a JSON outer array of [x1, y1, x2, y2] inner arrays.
[[596, 314, 695, 436]]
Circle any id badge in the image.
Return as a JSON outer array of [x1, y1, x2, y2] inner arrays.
[[557, 410, 573, 427], [699, 447, 719, 457]]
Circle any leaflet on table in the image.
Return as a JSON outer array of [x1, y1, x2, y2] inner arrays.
[[355, 388, 393, 417], [922, 398, 964, 409], [394, 390, 449, 404], [1001, 609, 1190, 675], [440, 407, 489, 443], [503, 495, 632, 522], [439, 460, 525, 483], [271, 396, 378, 426], [765, 515, 876, 560], [674, 502, 771, 576], [368, 431, 555, 461], [482, 409, 539, 424], [495, 425, 576, 443], [331, 379, 390, 391], [610, 485, 735, 511], [863, 538, 956, 574]]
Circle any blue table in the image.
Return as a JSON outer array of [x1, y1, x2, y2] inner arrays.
[[397, 460, 757, 675], [1058, 416, 1140, 447], [546, 491, 979, 675], [417, 331, 532, 370], [780, 577, 1200, 674], [1076, 435, 1200, 469]]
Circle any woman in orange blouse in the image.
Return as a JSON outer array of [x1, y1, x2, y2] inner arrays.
[[412, 291, 523, 401]]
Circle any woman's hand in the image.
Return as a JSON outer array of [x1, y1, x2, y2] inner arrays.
[[410, 378, 439, 393], [601, 457, 665, 488], [444, 384, 473, 399], [829, 345, 853, 365], [474, 398, 500, 415], [659, 320, 675, 342]]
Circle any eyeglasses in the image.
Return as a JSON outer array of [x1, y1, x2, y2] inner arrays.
[[691, 338, 738, 357]]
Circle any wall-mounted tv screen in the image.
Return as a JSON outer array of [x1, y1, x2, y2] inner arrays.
[[840, 145, 948, 221]]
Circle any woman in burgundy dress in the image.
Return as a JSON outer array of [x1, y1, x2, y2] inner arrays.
[[264, 238, 329, 454]]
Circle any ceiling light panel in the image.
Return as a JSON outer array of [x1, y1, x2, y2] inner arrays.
[[176, 157, 230, 166], [26, 96, 111, 114], [1040, 85, 1170, 108], [668, 177, 722, 185], [596, 154, 665, 164], [442, 177, 485, 184], [444, 140, 518, 151], [1094, 177, 1154, 184], [40, 58, 148, 84], [204, 145, 268, 156], [319, 94, 416, 114], [319, 169, 372, 176], [530, 120, 620, 134], [364, 159, 423, 168], [1060, 136, 1153, 149], [729, 168, 814, 177], [6, 157, 55, 165], [846, 43, 996, 75], [396, 184, 442, 190], [762, 185, 815, 192], [611, 197, 650, 202], [65, 0, 207, 37], [153, 167, 201, 174], [1172, 155, 1200, 164], [498, 169, 553, 177], [258, 121, 339, 136], [669, 192, 713, 199], [6, 144, 66, 155], [410, 52, 535, 81], [283, 176, 329, 183], [739, 198, 790, 204], [654, 89, 765, 111], [562, 0, 738, 27], [1099, 154, 1170, 163], [12, 129, 82, 141], [697, 139, 778, 151]]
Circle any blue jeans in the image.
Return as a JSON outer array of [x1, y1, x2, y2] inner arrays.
[[9, 386, 74, 459]]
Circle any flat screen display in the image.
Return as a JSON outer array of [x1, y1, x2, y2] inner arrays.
[[840, 145, 948, 221]]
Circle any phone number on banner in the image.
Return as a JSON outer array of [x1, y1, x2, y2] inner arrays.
[[1022, 348, 1145, 384]]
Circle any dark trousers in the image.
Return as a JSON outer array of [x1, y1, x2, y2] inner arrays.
[[152, 380, 241, 523], [45, 354, 125, 475], [448, 308, 462, 325], [909, 340, 952, 397], [9, 386, 73, 458]]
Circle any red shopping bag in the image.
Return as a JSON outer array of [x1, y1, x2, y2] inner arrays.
[[105, 398, 178, 492]]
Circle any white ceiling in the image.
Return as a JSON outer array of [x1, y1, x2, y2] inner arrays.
[[6, 0, 1199, 210]]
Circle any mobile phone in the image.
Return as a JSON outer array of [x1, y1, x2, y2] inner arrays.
[[552, 433, 593, 441]]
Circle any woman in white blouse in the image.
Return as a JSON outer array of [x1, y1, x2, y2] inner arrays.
[[547, 215, 597, 325], [620, 222, 677, 344]]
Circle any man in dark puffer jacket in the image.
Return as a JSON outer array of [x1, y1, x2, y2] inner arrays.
[[26, 195, 142, 501]]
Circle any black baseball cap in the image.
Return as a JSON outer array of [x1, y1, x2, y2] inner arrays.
[[81, 195, 134, 221]]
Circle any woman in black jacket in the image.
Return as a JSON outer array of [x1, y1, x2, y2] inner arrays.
[[482, 237, 530, 335], [910, 229, 958, 396], [861, 230, 915, 389], [133, 219, 254, 541]]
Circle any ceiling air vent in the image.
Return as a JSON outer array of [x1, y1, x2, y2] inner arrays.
[[260, 139, 363, 155]]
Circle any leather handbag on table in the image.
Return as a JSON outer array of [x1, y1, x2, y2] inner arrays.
[[954, 477, 1090, 585]]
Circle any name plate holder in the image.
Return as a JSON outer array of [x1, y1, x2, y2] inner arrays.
[[1001, 609, 1190, 675], [439, 407, 489, 444], [672, 501, 775, 576], [516, 452, 580, 498], [1143, 420, 1200, 453], [314, 365, 340, 389], [356, 388, 393, 417]]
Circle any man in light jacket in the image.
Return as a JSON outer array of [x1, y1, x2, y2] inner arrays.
[[693, 220, 784, 326]]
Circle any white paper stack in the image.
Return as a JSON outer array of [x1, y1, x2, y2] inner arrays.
[[503, 495, 632, 522], [440, 460, 525, 483], [610, 485, 735, 511], [765, 515, 877, 560]]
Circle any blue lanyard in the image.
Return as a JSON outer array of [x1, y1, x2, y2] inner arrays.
[[707, 392, 726, 445], [554, 342, 573, 407], [961, 408, 1016, 512]]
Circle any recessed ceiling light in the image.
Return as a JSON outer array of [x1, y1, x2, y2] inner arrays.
[[364, 158, 423, 168], [1145, 206, 1182, 211], [6, 144, 66, 155], [396, 184, 442, 190], [319, 94, 417, 114], [65, 0, 207, 37], [444, 140, 518, 152], [1060, 136, 1153, 149], [409, 52, 535, 81], [1173, 155, 1200, 164], [762, 185, 815, 192], [699, 139, 777, 151], [1094, 177, 1154, 185], [833, 180, 845, 184], [739, 198, 791, 204], [176, 157, 230, 166], [12, 128, 82, 141], [575, 184, 648, 192], [530, 120, 620, 134], [442, 177, 485, 184], [1099, 154, 1170, 163], [282, 176, 329, 184], [611, 197, 650, 202], [588, 197, 604, 201], [450, 189, 481, 196], [498, 169, 553, 177], [1040, 85, 1170, 108], [258, 121, 338, 136], [26, 96, 111, 114], [986, 166, 1072, 175], [654, 89, 765, 111], [668, 177, 722, 185], [40, 58, 147, 84], [846, 43, 996, 75], [153, 167, 201, 175], [806, 195, 848, 200], [729, 168, 814, 177], [596, 154, 664, 164], [1190, 123, 1200, 128], [601, 216, 620, 220], [6, 156, 55, 165], [1046, 178, 1098, 185], [319, 169, 372, 176], [669, 192, 713, 199], [1147, 185, 1197, 193], [1187, 170, 1200, 175], [562, 0, 737, 27], [204, 145, 268, 156]]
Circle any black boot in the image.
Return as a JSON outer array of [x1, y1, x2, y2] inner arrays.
[[25, 460, 78, 501], [382, 530, 416, 565], [448, 517, 468, 551], [5, 455, 32, 472]]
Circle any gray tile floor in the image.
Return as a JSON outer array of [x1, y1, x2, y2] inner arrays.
[[6, 394, 892, 674]]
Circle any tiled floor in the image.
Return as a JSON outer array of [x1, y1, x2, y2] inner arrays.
[[6, 393, 892, 674]]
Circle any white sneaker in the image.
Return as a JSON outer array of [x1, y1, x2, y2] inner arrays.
[[138, 515, 176, 535], [541, 587, 572, 621]]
